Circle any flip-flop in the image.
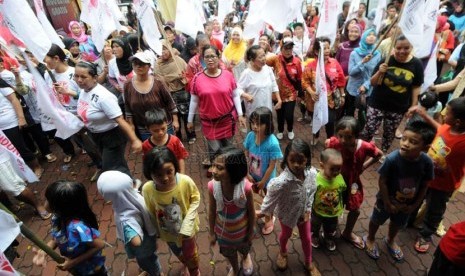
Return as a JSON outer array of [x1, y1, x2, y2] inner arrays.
[[262, 220, 274, 235], [363, 236, 380, 260], [241, 253, 254, 276], [384, 238, 404, 262], [342, 234, 366, 250], [414, 236, 431, 253]]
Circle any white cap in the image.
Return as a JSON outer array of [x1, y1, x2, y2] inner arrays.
[[129, 51, 151, 64]]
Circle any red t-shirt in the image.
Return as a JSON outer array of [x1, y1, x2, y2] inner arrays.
[[427, 124, 465, 192], [439, 221, 465, 268], [142, 134, 189, 160]]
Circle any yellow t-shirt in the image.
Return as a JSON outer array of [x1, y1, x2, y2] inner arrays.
[[142, 173, 200, 246]]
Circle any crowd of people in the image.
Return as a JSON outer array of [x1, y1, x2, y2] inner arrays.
[[1, 0, 465, 275]]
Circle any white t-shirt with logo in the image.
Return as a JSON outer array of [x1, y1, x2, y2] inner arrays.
[[0, 87, 18, 130], [77, 84, 122, 133], [44, 67, 80, 114]]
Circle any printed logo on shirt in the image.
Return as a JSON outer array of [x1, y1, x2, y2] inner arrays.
[[77, 101, 89, 124], [249, 153, 262, 179], [428, 135, 451, 172], [314, 188, 341, 216], [156, 197, 182, 234], [395, 177, 416, 203], [53, 81, 71, 106], [383, 67, 414, 94]]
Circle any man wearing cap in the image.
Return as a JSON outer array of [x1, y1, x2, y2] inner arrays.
[[164, 25, 184, 54], [292, 22, 311, 60]]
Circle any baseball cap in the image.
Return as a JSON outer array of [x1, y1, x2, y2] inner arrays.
[[282, 37, 295, 47], [129, 52, 151, 64]]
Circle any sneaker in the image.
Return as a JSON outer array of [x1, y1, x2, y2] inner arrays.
[[188, 138, 197, 145], [276, 252, 288, 270], [63, 154, 73, 164], [276, 133, 283, 140], [325, 238, 336, 251], [45, 153, 57, 163], [287, 131, 295, 140], [311, 233, 320, 248]]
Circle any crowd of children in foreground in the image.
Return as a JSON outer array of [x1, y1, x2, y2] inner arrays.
[[24, 96, 465, 276]]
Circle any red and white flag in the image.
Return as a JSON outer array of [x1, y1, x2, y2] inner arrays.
[[23, 52, 84, 139], [398, 0, 425, 57], [33, 0, 64, 49], [0, 131, 38, 183], [134, 0, 162, 55], [312, 42, 329, 134], [316, 0, 339, 46], [81, 0, 117, 52], [0, 0, 51, 61]]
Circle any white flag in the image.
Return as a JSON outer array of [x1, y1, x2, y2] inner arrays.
[[373, 0, 387, 34], [23, 53, 84, 139], [316, 0, 339, 46], [81, 0, 117, 52], [217, 0, 235, 25], [421, 42, 439, 93], [345, 0, 360, 24], [176, 0, 205, 39], [243, 0, 267, 40], [398, 0, 425, 58], [33, 0, 65, 49], [0, 210, 20, 252], [0, 131, 38, 183], [106, 0, 125, 32], [261, 0, 301, 33], [134, 0, 163, 55], [0, 0, 51, 61], [416, 0, 439, 58], [312, 42, 329, 134]]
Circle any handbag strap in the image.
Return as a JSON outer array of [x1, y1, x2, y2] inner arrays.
[[280, 57, 299, 90]]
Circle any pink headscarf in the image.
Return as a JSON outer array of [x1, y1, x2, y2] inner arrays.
[[68, 21, 88, 43], [436, 16, 449, 32]]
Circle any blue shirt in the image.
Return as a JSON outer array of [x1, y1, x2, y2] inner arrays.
[[449, 14, 465, 33], [347, 50, 381, 97], [243, 132, 283, 187], [123, 224, 157, 259]]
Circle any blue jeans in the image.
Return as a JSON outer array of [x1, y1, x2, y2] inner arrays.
[[136, 253, 162, 276]]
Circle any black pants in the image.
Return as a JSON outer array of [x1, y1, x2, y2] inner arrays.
[[428, 246, 465, 276], [22, 123, 52, 156], [73, 131, 102, 169], [176, 112, 196, 140], [309, 108, 337, 138], [46, 129, 75, 156], [2, 126, 35, 162], [276, 101, 296, 133], [420, 188, 453, 239], [89, 127, 130, 177], [172, 90, 196, 140]]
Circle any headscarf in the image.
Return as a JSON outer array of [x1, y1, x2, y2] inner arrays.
[[68, 21, 88, 43], [111, 38, 133, 76], [436, 15, 449, 32], [97, 171, 157, 240], [355, 28, 377, 56], [223, 27, 247, 65], [62, 37, 78, 51]]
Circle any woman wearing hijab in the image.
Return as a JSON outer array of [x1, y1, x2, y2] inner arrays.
[[62, 37, 81, 67], [155, 40, 196, 144], [449, 3, 465, 35], [109, 38, 134, 94], [335, 24, 362, 77], [68, 21, 99, 62], [222, 27, 248, 80], [346, 28, 381, 129]]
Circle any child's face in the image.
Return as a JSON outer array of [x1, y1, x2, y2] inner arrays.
[[320, 156, 343, 179], [211, 155, 229, 182], [250, 119, 266, 135], [148, 122, 168, 142], [399, 130, 425, 160], [443, 106, 458, 127], [287, 152, 308, 176], [151, 162, 176, 190], [336, 128, 356, 149]]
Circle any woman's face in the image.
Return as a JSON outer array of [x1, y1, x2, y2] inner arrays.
[[231, 31, 241, 43], [456, 5, 463, 13], [161, 46, 171, 61], [311, 6, 317, 16], [322, 41, 331, 60], [69, 43, 80, 55], [251, 48, 266, 69], [132, 59, 151, 75], [258, 36, 269, 50], [213, 20, 221, 32], [365, 32, 377, 45], [348, 27, 361, 41], [44, 55, 58, 70], [112, 44, 124, 58], [71, 24, 82, 36], [103, 44, 113, 57], [281, 44, 294, 58], [74, 66, 97, 91], [394, 39, 412, 62], [203, 48, 219, 70]]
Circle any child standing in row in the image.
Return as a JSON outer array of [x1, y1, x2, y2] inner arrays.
[[311, 149, 346, 251], [243, 107, 283, 235], [325, 117, 382, 249], [142, 147, 200, 276], [142, 108, 189, 174], [33, 181, 106, 275], [97, 171, 161, 276], [261, 139, 320, 275], [365, 120, 436, 261], [208, 146, 255, 276]]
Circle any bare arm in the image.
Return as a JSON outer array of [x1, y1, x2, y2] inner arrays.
[[58, 238, 105, 271], [208, 189, 217, 245], [114, 115, 142, 153], [246, 189, 256, 242], [6, 93, 26, 128], [257, 159, 278, 190]]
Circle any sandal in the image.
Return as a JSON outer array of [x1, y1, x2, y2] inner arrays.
[[342, 233, 366, 250], [63, 154, 73, 164], [414, 236, 431, 253], [262, 219, 274, 235], [363, 236, 380, 260], [241, 253, 253, 276], [384, 238, 404, 262]]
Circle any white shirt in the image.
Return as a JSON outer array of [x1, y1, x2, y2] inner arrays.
[[237, 65, 279, 117], [292, 36, 311, 60], [0, 87, 17, 130], [77, 84, 122, 133], [44, 67, 80, 114]]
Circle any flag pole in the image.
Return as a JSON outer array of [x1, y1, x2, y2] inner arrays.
[[0, 202, 65, 264], [371, 17, 399, 55]]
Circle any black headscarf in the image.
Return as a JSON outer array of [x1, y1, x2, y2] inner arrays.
[[62, 37, 79, 51], [111, 37, 133, 76]]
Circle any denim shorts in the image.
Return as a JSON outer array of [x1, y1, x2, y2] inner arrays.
[[370, 198, 410, 227]]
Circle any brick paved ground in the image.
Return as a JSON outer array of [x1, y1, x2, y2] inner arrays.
[[10, 113, 465, 276]]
